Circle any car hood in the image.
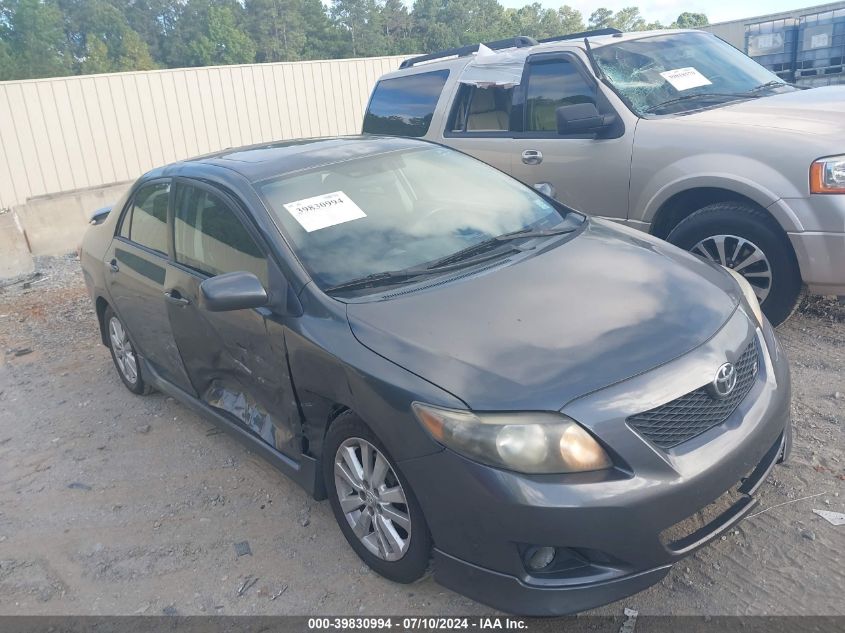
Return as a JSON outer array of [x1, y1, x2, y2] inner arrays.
[[347, 219, 740, 411], [686, 86, 845, 136]]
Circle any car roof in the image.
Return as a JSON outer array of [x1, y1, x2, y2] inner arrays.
[[145, 135, 430, 183]]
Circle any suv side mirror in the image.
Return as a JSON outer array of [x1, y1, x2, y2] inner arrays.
[[556, 103, 614, 135], [199, 271, 268, 312]]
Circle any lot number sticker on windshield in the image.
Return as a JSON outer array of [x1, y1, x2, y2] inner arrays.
[[283, 191, 367, 232], [659, 67, 712, 91]]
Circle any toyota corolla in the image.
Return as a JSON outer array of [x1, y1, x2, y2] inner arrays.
[[80, 136, 791, 615]]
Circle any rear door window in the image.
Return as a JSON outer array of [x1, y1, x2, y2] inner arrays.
[[524, 59, 596, 132], [123, 182, 170, 254], [363, 70, 449, 137], [173, 183, 268, 286], [449, 85, 513, 133]]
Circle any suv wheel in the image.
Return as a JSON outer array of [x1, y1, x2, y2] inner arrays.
[[667, 202, 802, 326], [323, 412, 431, 583], [105, 306, 151, 395]]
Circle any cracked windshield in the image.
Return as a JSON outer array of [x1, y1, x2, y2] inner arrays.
[[593, 32, 797, 115]]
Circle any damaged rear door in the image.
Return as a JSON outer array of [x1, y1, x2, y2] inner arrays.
[[164, 179, 302, 459]]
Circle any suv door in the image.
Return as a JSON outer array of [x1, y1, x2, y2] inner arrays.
[[106, 180, 196, 393], [509, 53, 635, 218], [164, 179, 301, 458]]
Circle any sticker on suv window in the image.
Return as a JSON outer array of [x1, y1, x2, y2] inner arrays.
[[283, 191, 367, 232], [659, 67, 712, 91]]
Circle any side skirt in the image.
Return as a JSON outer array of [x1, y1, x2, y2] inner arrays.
[[140, 357, 327, 500]]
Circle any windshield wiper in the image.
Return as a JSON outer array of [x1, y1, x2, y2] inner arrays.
[[323, 226, 576, 295], [748, 80, 787, 92], [425, 226, 575, 270], [643, 92, 760, 114], [324, 269, 438, 295]]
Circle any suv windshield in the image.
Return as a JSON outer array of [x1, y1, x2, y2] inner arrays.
[[593, 31, 796, 115], [258, 146, 581, 293]]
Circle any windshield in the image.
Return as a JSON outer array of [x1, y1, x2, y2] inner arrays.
[[593, 32, 795, 115], [258, 146, 579, 292]]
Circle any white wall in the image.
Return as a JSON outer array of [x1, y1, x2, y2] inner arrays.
[[0, 55, 408, 211]]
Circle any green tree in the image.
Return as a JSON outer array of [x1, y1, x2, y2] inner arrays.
[[167, 0, 256, 67], [115, 0, 180, 63], [505, 3, 559, 40], [246, 0, 307, 62], [381, 0, 412, 54], [673, 12, 708, 28], [557, 5, 585, 34], [330, 0, 386, 57], [409, 0, 452, 51], [60, 0, 156, 74], [504, 3, 584, 39], [611, 7, 647, 31], [0, 39, 13, 80], [5, 0, 71, 78], [589, 6, 659, 32], [300, 0, 344, 59], [588, 7, 613, 29]]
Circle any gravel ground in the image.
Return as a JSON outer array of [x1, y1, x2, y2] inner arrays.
[[0, 256, 842, 616]]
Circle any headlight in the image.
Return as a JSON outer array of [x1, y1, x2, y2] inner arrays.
[[411, 403, 612, 474], [810, 155, 845, 194], [724, 267, 764, 327]]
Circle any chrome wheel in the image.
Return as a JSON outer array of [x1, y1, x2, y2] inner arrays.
[[691, 234, 773, 303], [108, 316, 138, 385], [334, 437, 411, 562]]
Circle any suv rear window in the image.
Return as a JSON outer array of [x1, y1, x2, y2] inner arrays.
[[363, 70, 449, 137]]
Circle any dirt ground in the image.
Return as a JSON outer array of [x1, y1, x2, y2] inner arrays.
[[0, 256, 842, 617]]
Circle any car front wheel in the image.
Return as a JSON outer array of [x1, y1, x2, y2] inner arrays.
[[667, 202, 802, 326], [323, 412, 431, 583]]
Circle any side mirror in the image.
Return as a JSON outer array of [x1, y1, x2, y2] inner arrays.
[[556, 103, 614, 135], [199, 271, 268, 312]]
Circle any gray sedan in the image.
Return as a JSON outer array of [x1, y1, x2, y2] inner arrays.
[[79, 136, 791, 615]]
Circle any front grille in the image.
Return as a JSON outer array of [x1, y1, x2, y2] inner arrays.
[[628, 340, 759, 449]]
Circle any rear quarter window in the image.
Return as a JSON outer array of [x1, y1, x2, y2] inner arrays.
[[363, 69, 449, 137]]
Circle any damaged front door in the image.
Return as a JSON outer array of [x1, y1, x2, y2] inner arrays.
[[164, 179, 302, 459]]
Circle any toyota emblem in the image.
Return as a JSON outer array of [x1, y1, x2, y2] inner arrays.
[[709, 362, 738, 399]]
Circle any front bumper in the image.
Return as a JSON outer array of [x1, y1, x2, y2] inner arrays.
[[399, 313, 791, 615], [788, 230, 845, 296], [775, 195, 845, 296], [432, 430, 787, 616]]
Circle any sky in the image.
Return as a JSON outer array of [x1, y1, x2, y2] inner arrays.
[[496, 0, 829, 26]]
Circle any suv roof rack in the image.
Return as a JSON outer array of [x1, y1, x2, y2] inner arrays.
[[538, 28, 623, 43], [398, 29, 624, 70], [399, 36, 538, 69]]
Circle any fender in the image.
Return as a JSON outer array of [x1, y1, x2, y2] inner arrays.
[[633, 160, 805, 234]]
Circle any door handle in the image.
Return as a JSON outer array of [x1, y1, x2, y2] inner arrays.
[[522, 149, 543, 165], [109, 259, 119, 273], [164, 290, 191, 306]]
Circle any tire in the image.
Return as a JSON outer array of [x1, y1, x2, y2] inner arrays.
[[666, 202, 802, 327], [104, 305, 151, 395], [323, 411, 431, 583]]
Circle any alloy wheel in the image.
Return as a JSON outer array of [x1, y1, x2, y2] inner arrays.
[[108, 316, 138, 385], [691, 234, 773, 303], [334, 437, 411, 562]]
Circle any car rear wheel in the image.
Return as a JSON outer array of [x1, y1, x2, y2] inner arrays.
[[667, 202, 802, 326], [104, 306, 151, 395], [323, 412, 431, 583]]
